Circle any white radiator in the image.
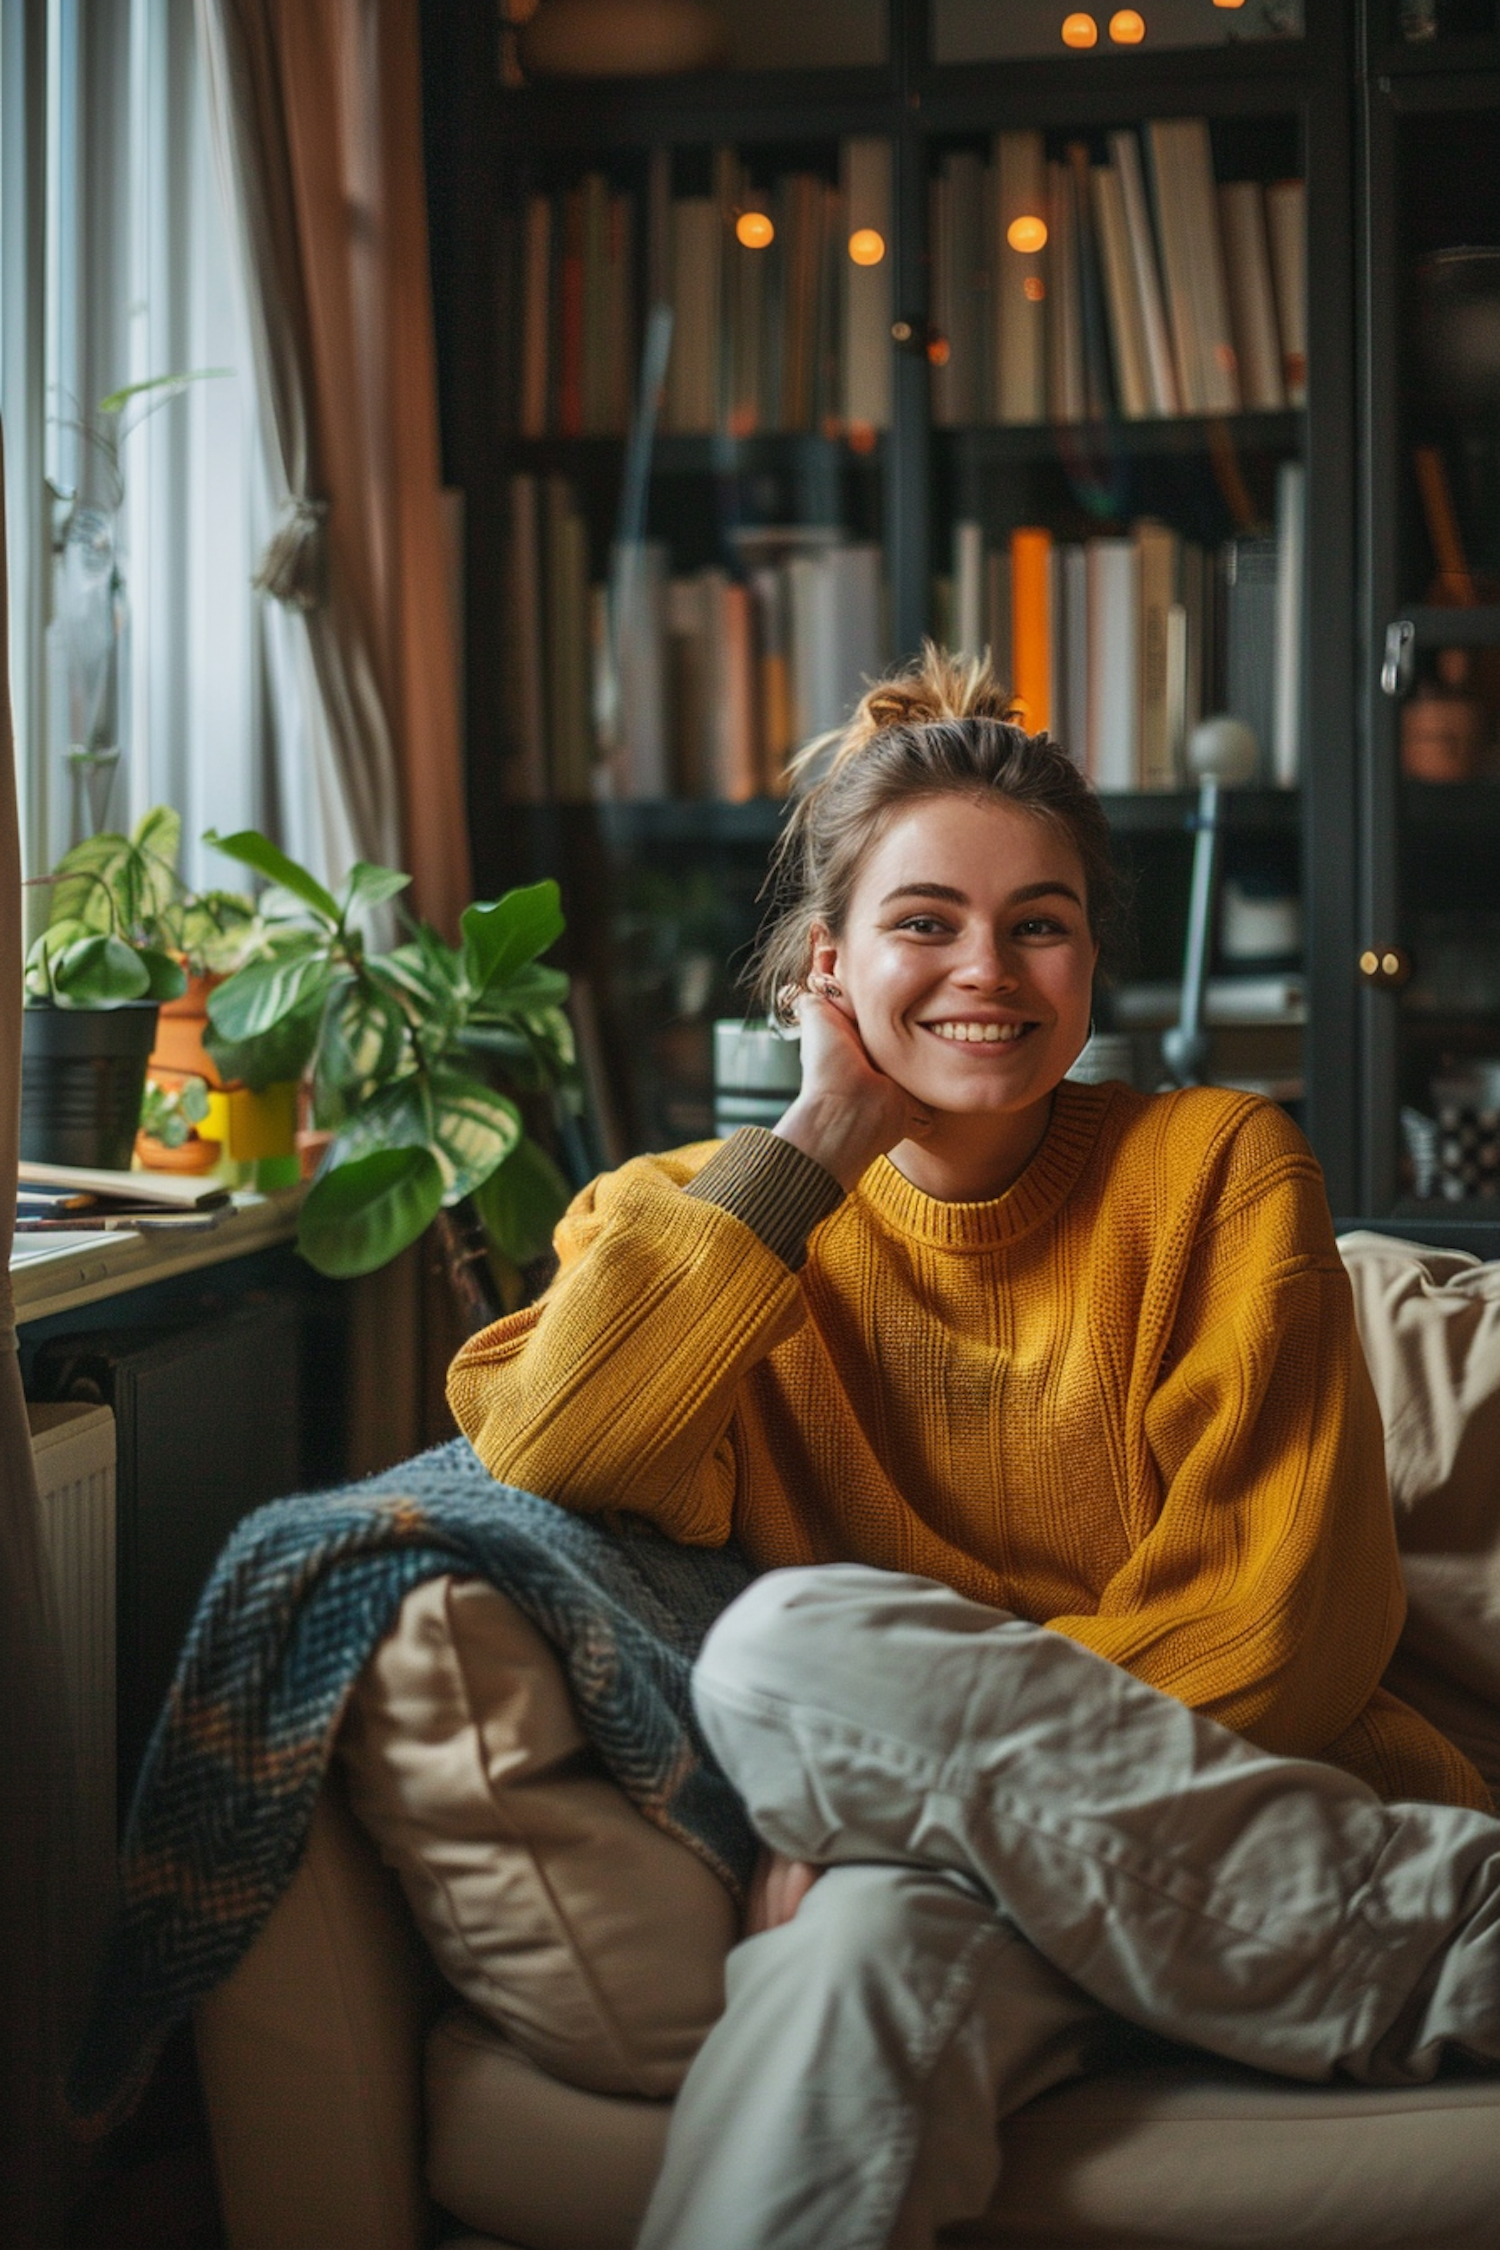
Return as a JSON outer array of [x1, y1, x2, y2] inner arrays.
[[29, 1401, 117, 1958]]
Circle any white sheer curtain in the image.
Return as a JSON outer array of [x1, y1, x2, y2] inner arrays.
[[18, 0, 334, 892]]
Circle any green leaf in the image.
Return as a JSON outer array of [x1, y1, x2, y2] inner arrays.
[[133, 804, 182, 868], [97, 366, 232, 416], [468, 958, 571, 1016], [461, 882, 565, 999], [204, 989, 326, 1091], [342, 861, 412, 914], [207, 942, 335, 1040], [205, 828, 340, 925], [170, 890, 259, 974], [138, 947, 188, 1001], [326, 1067, 520, 1205], [298, 1146, 445, 1279], [473, 1135, 571, 1265], [49, 933, 152, 1005], [46, 832, 133, 935], [315, 978, 408, 1109]]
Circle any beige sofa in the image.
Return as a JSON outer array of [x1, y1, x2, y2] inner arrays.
[[194, 1232, 1500, 2250]]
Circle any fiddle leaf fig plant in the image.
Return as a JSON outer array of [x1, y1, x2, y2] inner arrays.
[[203, 829, 575, 1283], [24, 805, 260, 1008]]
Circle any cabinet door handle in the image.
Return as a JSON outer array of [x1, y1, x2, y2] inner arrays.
[[1359, 946, 1412, 988], [1381, 620, 1416, 698]]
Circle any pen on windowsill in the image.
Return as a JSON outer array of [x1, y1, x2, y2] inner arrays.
[[13, 1212, 225, 1232]]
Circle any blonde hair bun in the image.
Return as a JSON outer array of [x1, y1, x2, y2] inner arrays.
[[790, 643, 1025, 788]]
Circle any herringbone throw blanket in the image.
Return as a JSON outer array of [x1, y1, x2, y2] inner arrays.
[[67, 1437, 756, 2132]]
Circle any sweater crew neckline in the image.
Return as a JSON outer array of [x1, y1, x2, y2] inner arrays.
[[856, 1078, 1117, 1249]]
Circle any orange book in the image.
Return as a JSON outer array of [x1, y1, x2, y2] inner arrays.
[[1010, 527, 1052, 732]]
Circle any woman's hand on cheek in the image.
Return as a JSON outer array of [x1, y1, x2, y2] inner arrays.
[[773, 981, 933, 1191]]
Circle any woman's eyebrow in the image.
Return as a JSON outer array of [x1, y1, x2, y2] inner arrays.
[[878, 879, 1084, 909]]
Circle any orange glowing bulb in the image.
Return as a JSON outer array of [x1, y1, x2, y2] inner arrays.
[[1213, 1, 1246, 8], [1006, 214, 1048, 254], [735, 210, 774, 250], [1061, 12, 1098, 45], [1109, 8, 1146, 38], [1023, 274, 1046, 302], [848, 227, 886, 267]]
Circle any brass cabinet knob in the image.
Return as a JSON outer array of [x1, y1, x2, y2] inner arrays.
[[1358, 945, 1412, 989]]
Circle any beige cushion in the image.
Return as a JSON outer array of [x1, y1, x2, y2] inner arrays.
[[1340, 1232, 1500, 1794], [425, 2003, 1500, 2250], [338, 1574, 738, 2098], [426, 2006, 669, 2250]]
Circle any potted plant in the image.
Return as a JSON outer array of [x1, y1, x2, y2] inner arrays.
[[202, 830, 576, 1321], [22, 807, 260, 1173]]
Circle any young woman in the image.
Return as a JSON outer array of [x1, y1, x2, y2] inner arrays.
[[448, 652, 1499, 2250]]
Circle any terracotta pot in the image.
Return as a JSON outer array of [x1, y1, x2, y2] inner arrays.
[[149, 969, 229, 1087], [134, 1124, 221, 1176], [518, 0, 727, 77]]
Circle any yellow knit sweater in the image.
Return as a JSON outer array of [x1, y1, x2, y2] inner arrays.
[[449, 1080, 1489, 1811]]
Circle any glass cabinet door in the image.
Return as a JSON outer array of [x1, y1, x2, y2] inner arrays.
[[1364, 70, 1500, 1219]]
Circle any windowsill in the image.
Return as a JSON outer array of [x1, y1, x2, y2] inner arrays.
[[10, 1187, 305, 1325]]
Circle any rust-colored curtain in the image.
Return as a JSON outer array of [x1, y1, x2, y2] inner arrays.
[[0, 426, 71, 2244], [196, 0, 472, 934]]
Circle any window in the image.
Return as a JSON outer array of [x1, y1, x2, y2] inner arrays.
[[2, 0, 314, 897]]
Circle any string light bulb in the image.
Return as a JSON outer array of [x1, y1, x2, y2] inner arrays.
[[848, 227, 886, 267], [735, 210, 774, 249], [1061, 12, 1098, 45], [1109, 8, 1146, 38], [1006, 214, 1048, 254]]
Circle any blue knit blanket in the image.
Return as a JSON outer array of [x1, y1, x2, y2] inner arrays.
[[67, 1437, 756, 2132]]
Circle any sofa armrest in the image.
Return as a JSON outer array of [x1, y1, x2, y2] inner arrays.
[[194, 1768, 442, 2250]]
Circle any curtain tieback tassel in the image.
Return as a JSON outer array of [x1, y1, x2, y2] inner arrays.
[[254, 495, 330, 611]]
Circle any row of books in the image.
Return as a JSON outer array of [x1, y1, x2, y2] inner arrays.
[[938, 462, 1305, 789], [509, 140, 892, 442], [931, 123, 1306, 427], [501, 473, 888, 801]]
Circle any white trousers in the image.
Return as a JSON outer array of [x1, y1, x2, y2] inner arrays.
[[636, 1566, 1500, 2250]]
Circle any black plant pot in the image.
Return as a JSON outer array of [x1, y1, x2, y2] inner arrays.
[[21, 1002, 161, 1172]]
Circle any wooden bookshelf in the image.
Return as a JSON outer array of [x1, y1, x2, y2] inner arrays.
[[421, 0, 1369, 1196]]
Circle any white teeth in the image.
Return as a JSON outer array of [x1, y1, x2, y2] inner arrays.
[[928, 1020, 1027, 1044]]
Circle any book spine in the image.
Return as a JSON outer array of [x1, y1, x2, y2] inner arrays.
[[1273, 459, 1305, 787], [1145, 122, 1203, 412], [1109, 129, 1180, 417], [1062, 542, 1089, 770], [953, 520, 984, 657], [985, 545, 1013, 690], [1175, 120, 1241, 415], [557, 186, 585, 437], [1135, 518, 1179, 789], [1086, 538, 1140, 790], [505, 474, 548, 801], [1223, 532, 1280, 782], [1264, 178, 1307, 408], [946, 151, 984, 428], [843, 138, 893, 433], [1218, 180, 1285, 413], [1046, 158, 1084, 425], [992, 130, 1047, 425], [1010, 526, 1052, 733], [930, 169, 956, 428], [1067, 141, 1113, 422], [521, 194, 553, 437], [1091, 161, 1152, 420]]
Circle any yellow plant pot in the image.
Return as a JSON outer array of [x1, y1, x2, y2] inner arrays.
[[202, 1080, 299, 1163]]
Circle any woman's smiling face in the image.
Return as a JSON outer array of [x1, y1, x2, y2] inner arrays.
[[813, 791, 1098, 1136]]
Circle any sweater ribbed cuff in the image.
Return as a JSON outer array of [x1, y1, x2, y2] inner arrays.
[[686, 1127, 845, 1270]]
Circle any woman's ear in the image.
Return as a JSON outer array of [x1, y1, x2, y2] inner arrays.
[[809, 923, 840, 985]]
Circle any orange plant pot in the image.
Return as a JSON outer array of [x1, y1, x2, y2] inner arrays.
[[149, 969, 230, 1087]]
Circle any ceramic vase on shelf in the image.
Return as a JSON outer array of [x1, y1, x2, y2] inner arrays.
[[517, 0, 728, 77]]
